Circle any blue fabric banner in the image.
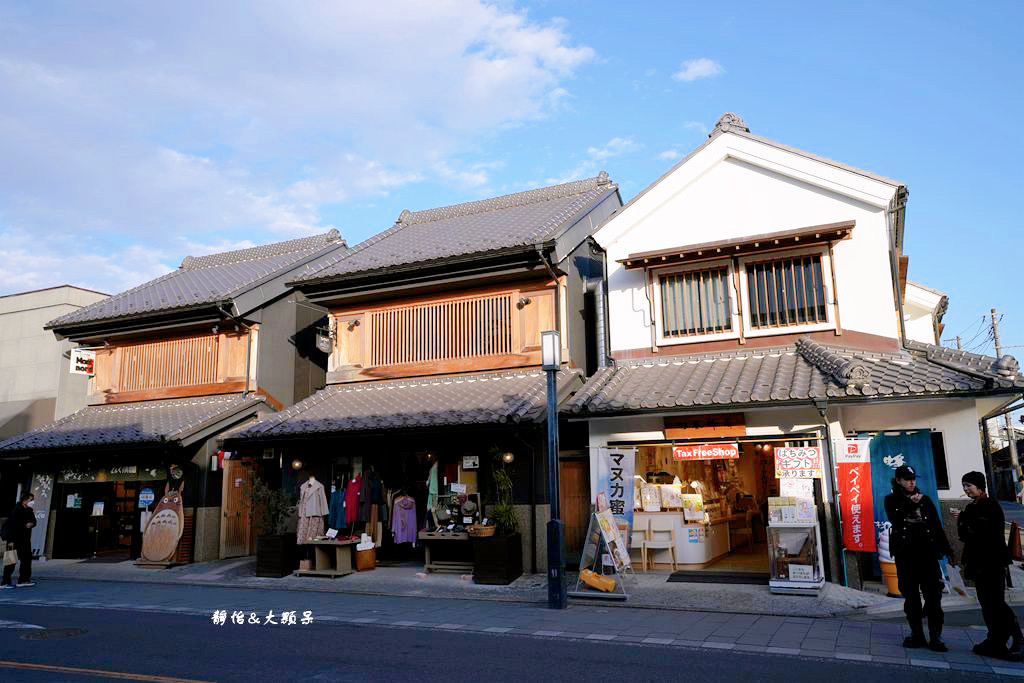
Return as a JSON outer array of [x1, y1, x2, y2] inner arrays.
[[867, 430, 943, 574]]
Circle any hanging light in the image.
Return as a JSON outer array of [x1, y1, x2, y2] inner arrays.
[[291, 459, 303, 470], [502, 451, 515, 464]]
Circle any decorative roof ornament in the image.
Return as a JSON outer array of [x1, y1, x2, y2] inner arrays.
[[398, 209, 412, 224], [180, 255, 195, 269], [795, 337, 870, 389], [710, 112, 750, 137], [597, 170, 610, 185], [995, 354, 1020, 379]]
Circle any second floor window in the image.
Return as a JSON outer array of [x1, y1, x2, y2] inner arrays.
[[659, 266, 732, 338], [745, 253, 827, 329]]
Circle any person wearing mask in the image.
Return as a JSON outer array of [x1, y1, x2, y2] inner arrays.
[[955, 471, 1022, 661], [884, 465, 954, 651], [1, 493, 37, 588]]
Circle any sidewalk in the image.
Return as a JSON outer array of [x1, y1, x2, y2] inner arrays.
[[27, 556, 892, 617], [2, 576, 1024, 676]]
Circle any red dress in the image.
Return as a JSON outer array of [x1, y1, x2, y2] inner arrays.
[[345, 475, 361, 525]]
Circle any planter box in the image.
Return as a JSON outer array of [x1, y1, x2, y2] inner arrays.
[[472, 533, 522, 585], [256, 534, 297, 578]]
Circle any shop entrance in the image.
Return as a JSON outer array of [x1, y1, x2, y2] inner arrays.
[[221, 459, 255, 558], [53, 481, 141, 559], [628, 438, 817, 578]]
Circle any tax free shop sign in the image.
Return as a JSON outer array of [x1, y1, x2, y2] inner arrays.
[[672, 443, 740, 461]]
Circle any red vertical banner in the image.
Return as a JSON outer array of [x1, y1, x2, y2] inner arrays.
[[838, 439, 876, 551]]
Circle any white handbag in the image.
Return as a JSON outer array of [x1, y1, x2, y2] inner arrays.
[[3, 544, 16, 567]]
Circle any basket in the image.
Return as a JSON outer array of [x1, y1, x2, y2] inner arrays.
[[355, 547, 376, 571], [467, 524, 495, 538]]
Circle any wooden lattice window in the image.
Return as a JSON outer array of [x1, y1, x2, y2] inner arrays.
[[368, 292, 514, 366], [746, 254, 827, 329], [659, 266, 732, 338]]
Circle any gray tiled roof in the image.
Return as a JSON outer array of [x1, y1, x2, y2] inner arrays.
[[48, 230, 347, 329], [567, 338, 1024, 416], [235, 368, 582, 438], [0, 394, 263, 452], [293, 175, 616, 284]]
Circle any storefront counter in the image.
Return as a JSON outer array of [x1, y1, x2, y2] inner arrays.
[[634, 511, 731, 568]]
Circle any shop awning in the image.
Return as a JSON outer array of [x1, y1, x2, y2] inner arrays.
[[233, 368, 582, 440], [0, 394, 266, 454], [567, 338, 1023, 416]]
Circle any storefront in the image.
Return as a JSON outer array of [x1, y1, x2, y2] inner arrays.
[[593, 433, 826, 584], [0, 394, 267, 563]]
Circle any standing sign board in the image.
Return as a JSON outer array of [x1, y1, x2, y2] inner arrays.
[[29, 473, 53, 558], [592, 447, 635, 535], [838, 439, 876, 551], [775, 446, 823, 479]]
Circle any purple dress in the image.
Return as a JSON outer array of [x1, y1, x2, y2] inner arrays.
[[391, 496, 418, 546]]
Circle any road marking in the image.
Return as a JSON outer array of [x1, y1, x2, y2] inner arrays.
[[0, 660, 211, 682]]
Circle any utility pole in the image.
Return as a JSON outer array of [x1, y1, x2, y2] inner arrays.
[[956, 336, 962, 350], [992, 308, 1021, 499]]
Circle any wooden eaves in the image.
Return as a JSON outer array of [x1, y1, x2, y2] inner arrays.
[[619, 220, 855, 269]]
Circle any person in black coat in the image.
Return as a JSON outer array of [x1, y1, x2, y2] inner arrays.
[[1, 493, 37, 588], [884, 465, 954, 651], [955, 471, 1022, 661]]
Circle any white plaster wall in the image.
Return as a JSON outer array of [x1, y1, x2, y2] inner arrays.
[[838, 399, 983, 500], [903, 311, 937, 345], [596, 132, 901, 353]]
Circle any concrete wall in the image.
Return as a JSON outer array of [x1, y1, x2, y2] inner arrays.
[[193, 506, 221, 563], [0, 286, 107, 424], [594, 131, 902, 354]]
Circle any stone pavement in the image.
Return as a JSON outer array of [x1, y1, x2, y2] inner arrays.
[[28, 556, 891, 617], [1, 578, 1023, 677]]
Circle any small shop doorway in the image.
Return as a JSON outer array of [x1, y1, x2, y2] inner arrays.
[[53, 481, 141, 559], [559, 456, 590, 565], [625, 436, 822, 579]]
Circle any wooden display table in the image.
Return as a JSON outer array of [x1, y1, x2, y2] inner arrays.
[[293, 539, 358, 578], [418, 531, 473, 573]]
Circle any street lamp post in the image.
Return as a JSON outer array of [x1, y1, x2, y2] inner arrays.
[[541, 330, 566, 609]]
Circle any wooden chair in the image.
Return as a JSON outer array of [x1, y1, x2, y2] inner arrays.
[[630, 521, 649, 572], [729, 510, 754, 549], [644, 517, 677, 571]]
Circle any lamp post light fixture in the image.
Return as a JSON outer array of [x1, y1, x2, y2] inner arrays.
[[540, 330, 567, 609]]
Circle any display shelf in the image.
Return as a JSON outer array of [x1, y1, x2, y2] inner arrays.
[[293, 539, 357, 579]]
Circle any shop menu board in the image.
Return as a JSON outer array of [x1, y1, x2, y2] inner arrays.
[[639, 484, 662, 512], [768, 496, 816, 524], [595, 509, 631, 573], [680, 494, 705, 521]]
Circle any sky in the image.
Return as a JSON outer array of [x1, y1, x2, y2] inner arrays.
[[1, 1, 1022, 360]]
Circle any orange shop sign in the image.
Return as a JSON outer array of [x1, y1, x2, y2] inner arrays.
[[672, 443, 740, 461], [774, 446, 823, 479]]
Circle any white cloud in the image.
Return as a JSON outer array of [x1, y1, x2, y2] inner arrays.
[[545, 136, 641, 184], [682, 120, 709, 134], [673, 58, 724, 82], [0, 1, 595, 295], [658, 149, 682, 161], [586, 137, 641, 161]]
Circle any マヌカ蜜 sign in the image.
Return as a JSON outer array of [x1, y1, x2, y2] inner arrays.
[[774, 446, 823, 479], [672, 443, 739, 461]]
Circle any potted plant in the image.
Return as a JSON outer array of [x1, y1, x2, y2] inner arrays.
[[253, 479, 298, 578], [472, 457, 523, 585]]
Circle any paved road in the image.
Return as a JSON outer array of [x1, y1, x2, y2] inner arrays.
[[0, 605, 1006, 682], [0, 579, 1020, 680]]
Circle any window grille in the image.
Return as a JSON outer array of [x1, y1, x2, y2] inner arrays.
[[659, 267, 732, 338], [746, 254, 827, 329]]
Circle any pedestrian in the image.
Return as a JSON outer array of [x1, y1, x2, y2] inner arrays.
[[884, 464, 954, 651], [1, 493, 37, 588], [955, 471, 1023, 661]]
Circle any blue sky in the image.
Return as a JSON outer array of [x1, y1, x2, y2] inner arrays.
[[0, 1, 1021, 359]]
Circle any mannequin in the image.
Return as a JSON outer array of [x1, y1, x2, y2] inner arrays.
[[297, 475, 329, 543]]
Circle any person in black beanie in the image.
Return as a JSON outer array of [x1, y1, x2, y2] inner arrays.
[[884, 465, 954, 651], [955, 471, 1022, 661]]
